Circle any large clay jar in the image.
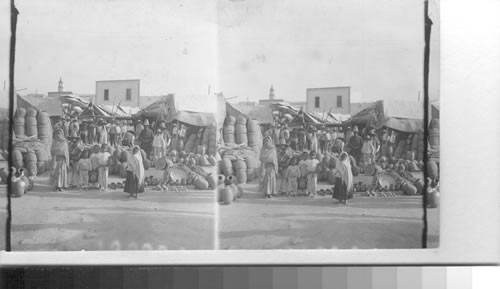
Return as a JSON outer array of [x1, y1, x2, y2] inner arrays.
[[221, 186, 233, 205]]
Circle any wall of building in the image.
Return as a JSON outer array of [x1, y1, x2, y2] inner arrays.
[[95, 80, 140, 107], [48, 91, 73, 98], [305, 87, 350, 114]]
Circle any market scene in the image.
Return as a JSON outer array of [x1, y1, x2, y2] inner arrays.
[[214, 0, 441, 250], [2, 89, 220, 251], [1, 0, 440, 251], [217, 90, 440, 249]]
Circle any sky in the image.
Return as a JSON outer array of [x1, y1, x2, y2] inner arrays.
[[0, 0, 440, 107]]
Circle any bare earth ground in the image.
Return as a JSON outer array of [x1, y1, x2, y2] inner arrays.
[[8, 170, 215, 251], [219, 176, 440, 250]]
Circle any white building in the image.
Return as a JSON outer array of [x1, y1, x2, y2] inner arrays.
[[305, 86, 350, 114], [95, 79, 140, 107]]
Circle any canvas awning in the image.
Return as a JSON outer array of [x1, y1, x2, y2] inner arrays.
[[226, 102, 274, 124], [376, 117, 424, 133], [17, 94, 63, 116], [272, 102, 322, 125], [350, 100, 424, 133], [138, 93, 224, 127], [310, 112, 351, 124]]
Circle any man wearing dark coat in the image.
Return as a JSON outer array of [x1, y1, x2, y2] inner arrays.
[[139, 120, 154, 158], [348, 126, 363, 163]]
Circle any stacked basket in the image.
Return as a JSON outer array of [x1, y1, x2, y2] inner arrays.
[[247, 119, 262, 153], [429, 118, 439, 150], [235, 116, 248, 146], [0, 120, 9, 150], [14, 108, 26, 136], [25, 108, 38, 137], [223, 116, 236, 145]]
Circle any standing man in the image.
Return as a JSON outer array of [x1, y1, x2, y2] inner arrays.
[[386, 129, 396, 157], [69, 117, 79, 140], [348, 126, 363, 163], [272, 124, 280, 146], [115, 121, 122, 146], [345, 126, 354, 145], [289, 129, 298, 151], [62, 116, 70, 138], [139, 119, 154, 158], [135, 120, 144, 144], [160, 123, 171, 153], [369, 129, 381, 159], [80, 121, 88, 144], [306, 126, 313, 151], [325, 128, 332, 153], [97, 120, 108, 145], [318, 128, 327, 154], [108, 120, 117, 146], [296, 128, 304, 152], [178, 124, 186, 142], [280, 124, 290, 145], [87, 120, 96, 145]]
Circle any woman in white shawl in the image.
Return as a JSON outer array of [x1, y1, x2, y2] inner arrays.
[[123, 145, 145, 198], [333, 152, 354, 204], [259, 136, 279, 199]]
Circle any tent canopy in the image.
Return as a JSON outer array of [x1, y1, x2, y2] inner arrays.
[[351, 100, 424, 133], [272, 102, 322, 125], [17, 94, 63, 116], [310, 112, 351, 125], [138, 93, 224, 127], [226, 102, 274, 124]]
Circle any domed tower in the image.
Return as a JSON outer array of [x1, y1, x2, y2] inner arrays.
[[58, 78, 63, 92], [269, 85, 275, 100]]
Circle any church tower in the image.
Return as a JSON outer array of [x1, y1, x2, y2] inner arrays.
[[58, 78, 63, 92], [269, 85, 275, 100]]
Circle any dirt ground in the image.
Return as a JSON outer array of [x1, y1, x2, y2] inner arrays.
[[2, 166, 439, 251], [219, 177, 440, 250], [8, 170, 215, 251]]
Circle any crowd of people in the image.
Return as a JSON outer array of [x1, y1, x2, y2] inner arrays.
[[259, 122, 400, 204], [53, 116, 187, 161], [48, 115, 188, 198], [263, 123, 398, 165]]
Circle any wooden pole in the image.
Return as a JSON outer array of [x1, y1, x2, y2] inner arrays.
[[422, 0, 432, 249]]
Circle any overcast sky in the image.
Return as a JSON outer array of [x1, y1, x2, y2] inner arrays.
[[1, 0, 440, 107]]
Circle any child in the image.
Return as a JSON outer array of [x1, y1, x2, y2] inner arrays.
[[298, 152, 309, 195], [152, 129, 166, 161], [97, 144, 111, 191], [69, 138, 84, 188], [89, 145, 101, 189], [361, 136, 374, 168], [306, 151, 320, 198], [76, 150, 92, 190], [285, 157, 301, 197]]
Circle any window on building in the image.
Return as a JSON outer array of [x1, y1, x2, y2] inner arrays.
[[315, 96, 320, 108], [104, 89, 109, 101], [337, 95, 342, 107], [126, 88, 132, 100]]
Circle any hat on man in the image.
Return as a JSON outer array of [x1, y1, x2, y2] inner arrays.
[[143, 119, 150, 126], [353, 126, 359, 132], [369, 129, 376, 135]]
